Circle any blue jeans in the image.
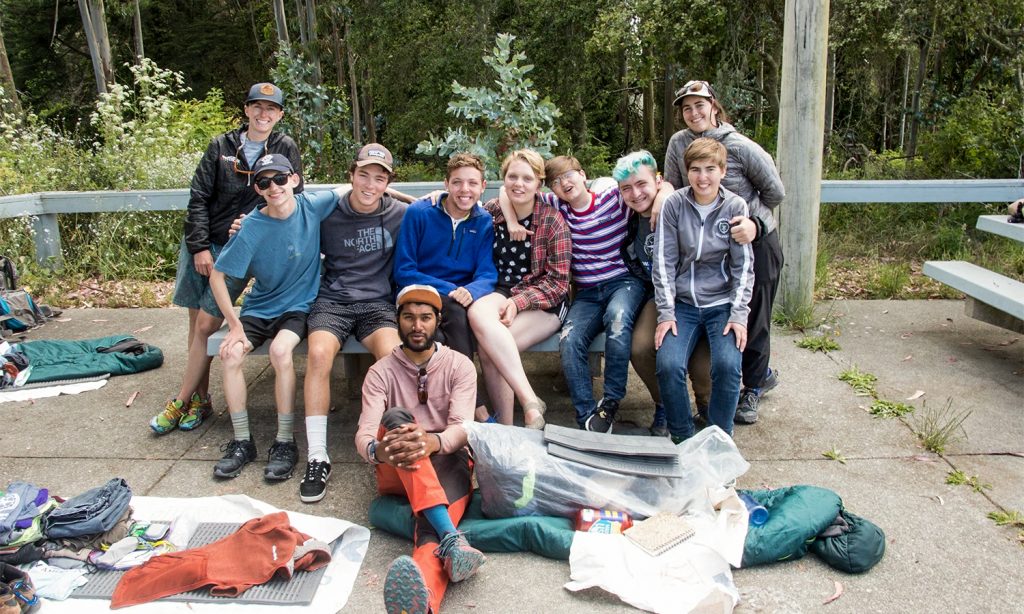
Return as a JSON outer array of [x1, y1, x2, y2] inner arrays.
[[44, 477, 132, 538], [656, 302, 742, 439], [559, 275, 646, 426]]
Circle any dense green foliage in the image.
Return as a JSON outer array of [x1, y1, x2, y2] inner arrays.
[[0, 0, 1021, 304]]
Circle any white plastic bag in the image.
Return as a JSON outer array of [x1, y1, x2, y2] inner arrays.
[[466, 422, 749, 519]]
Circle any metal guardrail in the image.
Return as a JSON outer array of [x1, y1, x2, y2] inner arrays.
[[2, 179, 1022, 268]]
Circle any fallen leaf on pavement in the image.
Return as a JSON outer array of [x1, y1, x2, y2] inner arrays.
[[900, 332, 913, 339], [902, 355, 913, 361], [125, 391, 140, 407], [133, 325, 153, 333], [55, 318, 72, 322], [823, 580, 843, 604], [91, 319, 108, 322], [906, 390, 925, 401], [912, 455, 937, 463], [998, 338, 1019, 346], [947, 356, 957, 363]]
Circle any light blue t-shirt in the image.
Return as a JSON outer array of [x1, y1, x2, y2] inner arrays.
[[215, 190, 337, 319]]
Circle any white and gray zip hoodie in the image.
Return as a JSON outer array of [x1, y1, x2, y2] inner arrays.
[[653, 186, 755, 327]]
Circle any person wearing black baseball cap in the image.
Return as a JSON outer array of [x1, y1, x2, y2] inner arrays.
[[207, 153, 351, 483], [661, 80, 786, 426], [153, 82, 303, 440]]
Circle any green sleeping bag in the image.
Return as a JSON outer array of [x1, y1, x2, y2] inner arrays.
[[369, 492, 575, 560]]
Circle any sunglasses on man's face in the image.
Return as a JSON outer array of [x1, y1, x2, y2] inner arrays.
[[417, 367, 428, 404], [255, 173, 291, 190]]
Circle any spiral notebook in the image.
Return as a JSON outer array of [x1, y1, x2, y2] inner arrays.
[[624, 513, 696, 556]]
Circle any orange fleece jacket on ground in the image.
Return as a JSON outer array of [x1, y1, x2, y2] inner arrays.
[[110, 512, 331, 608]]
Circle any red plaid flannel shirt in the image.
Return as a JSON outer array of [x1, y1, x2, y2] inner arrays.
[[484, 196, 571, 311]]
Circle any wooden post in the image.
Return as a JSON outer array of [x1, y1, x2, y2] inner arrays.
[[777, 0, 829, 318]]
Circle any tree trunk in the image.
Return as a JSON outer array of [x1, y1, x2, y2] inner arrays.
[[898, 49, 910, 150], [273, 0, 290, 45], [905, 38, 929, 159], [362, 66, 376, 143], [295, 0, 308, 46], [662, 63, 675, 157], [90, 0, 114, 84], [77, 0, 107, 94], [344, 17, 361, 142], [330, 14, 345, 91], [131, 0, 144, 62], [305, 0, 321, 86], [0, 20, 21, 115], [642, 78, 655, 149], [618, 53, 630, 150]]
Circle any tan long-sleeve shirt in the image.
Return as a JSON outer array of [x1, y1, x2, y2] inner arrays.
[[355, 343, 476, 462]]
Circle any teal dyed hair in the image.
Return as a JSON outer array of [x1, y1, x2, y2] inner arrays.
[[612, 150, 658, 183]]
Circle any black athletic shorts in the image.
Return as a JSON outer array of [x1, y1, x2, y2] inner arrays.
[[240, 311, 308, 350], [306, 301, 397, 344]]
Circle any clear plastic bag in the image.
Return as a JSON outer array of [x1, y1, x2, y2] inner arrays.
[[466, 422, 750, 520]]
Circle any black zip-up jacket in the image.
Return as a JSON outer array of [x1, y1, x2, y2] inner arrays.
[[183, 125, 303, 255]]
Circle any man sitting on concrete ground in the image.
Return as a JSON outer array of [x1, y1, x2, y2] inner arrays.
[[355, 285, 484, 614], [209, 154, 342, 481], [393, 153, 496, 359], [299, 143, 408, 504], [152, 82, 302, 435]]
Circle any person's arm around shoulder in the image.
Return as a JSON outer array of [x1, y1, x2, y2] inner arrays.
[[497, 187, 534, 241]]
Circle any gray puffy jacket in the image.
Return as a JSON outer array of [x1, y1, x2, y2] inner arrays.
[[663, 122, 785, 237], [653, 187, 754, 326]]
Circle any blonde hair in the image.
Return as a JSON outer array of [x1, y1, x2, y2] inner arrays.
[[501, 149, 546, 182], [683, 138, 727, 170]]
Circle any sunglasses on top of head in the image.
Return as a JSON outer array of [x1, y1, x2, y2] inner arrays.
[[255, 173, 291, 190]]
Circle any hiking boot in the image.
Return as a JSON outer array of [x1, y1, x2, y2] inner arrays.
[[149, 399, 185, 435], [761, 368, 779, 395], [650, 403, 670, 437], [383, 555, 431, 614], [213, 438, 257, 479], [735, 390, 760, 424], [299, 459, 332, 503], [584, 398, 619, 434], [264, 440, 299, 481], [434, 531, 485, 583], [178, 393, 213, 431], [0, 564, 39, 614]]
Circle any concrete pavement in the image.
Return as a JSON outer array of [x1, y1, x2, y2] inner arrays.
[[0, 299, 1021, 612]]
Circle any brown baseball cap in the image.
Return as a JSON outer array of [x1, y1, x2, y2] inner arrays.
[[355, 143, 394, 173], [396, 285, 442, 312]]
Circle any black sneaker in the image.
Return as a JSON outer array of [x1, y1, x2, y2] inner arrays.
[[693, 404, 709, 427], [264, 440, 299, 481], [735, 390, 760, 424], [650, 403, 670, 437], [299, 459, 332, 503], [584, 398, 619, 433], [213, 438, 257, 479], [761, 368, 779, 395]]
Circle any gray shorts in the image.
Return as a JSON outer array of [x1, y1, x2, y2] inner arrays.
[[307, 301, 397, 344], [171, 237, 248, 319]]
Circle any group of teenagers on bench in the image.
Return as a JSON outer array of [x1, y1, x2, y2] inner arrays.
[[150, 79, 785, 614]]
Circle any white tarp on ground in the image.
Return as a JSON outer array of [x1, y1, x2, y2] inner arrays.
[[42, 494, 370, 613]]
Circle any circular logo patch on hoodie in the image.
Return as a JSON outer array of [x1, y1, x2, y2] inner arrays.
[[715, 219, 732, 239]]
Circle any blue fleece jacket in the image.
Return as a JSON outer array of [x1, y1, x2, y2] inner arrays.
[[393, 195, 497, 301]]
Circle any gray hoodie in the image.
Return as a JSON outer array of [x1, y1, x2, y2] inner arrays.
[[653, 186, 754, 326], [663, 122, 785, 237], [317, 192, 407, 304]]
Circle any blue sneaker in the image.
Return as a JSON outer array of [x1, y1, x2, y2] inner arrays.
[[383, 555, 431, 614]]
